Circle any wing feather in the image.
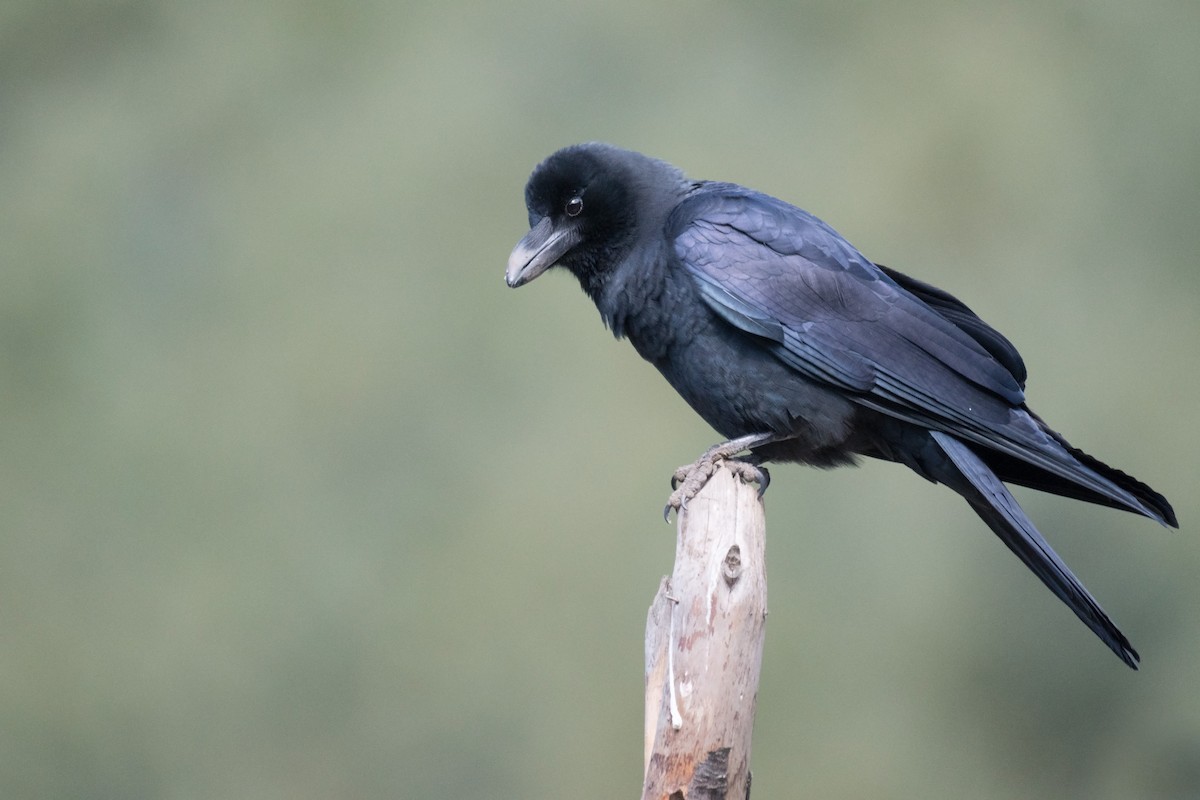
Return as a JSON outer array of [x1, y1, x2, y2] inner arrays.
[[669, 185, 1054, 445], [671, 186, 1025, 411]]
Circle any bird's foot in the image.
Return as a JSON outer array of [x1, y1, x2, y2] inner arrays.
[[663, 434, 775, 521]]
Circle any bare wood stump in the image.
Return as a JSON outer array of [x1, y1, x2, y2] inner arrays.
[[642, 464, 768, 800]]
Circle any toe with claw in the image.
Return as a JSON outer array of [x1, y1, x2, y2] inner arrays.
[[663, 433, 779, 521]]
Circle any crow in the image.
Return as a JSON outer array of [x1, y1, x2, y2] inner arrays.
[[505, 142, 1176, 668]]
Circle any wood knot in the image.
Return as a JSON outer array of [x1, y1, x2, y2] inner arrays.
[[688, 747, 731, 797], [722, 545, 742, 586]]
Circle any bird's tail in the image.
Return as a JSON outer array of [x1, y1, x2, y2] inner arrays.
[[928, 430, 1140, 669], [961, 409, 1177, 529]]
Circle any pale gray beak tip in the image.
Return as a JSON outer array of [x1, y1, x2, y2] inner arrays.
[[505, 216, 575, 289]]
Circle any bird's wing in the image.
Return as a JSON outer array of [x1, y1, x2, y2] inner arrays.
[[873, 263, 1027, 389], [672, 184, 1025, 422]]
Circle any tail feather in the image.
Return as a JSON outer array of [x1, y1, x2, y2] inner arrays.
[[978, 443, 1176, 526], [976, 424, 1172, 530], [929, 431, 1140, 669], [858, 397, 1176, 528]]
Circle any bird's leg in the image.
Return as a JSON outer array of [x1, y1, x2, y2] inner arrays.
[[664, 432, 781, 520]]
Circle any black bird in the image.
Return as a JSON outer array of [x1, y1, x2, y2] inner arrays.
[[506, 142, 1176, 668]]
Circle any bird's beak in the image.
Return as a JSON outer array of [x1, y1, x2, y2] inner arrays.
[[506, 217, 577, 288]]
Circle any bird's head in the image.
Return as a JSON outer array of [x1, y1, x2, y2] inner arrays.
[[506, 143, 688, 295]]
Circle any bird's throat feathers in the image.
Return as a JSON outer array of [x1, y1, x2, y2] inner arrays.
[[593, 241, 687, 362]]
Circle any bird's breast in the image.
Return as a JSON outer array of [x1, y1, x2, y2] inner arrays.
[[639, 311, 860, 462]]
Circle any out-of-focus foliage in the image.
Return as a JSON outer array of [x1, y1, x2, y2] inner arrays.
[[1, 1, 1198, 798]]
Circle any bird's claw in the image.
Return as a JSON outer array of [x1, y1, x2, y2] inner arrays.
[[663, 453, 770, 521], [664, 458, 717, 521], [723, 461, 770, 498], [752, 466, 770, 497]]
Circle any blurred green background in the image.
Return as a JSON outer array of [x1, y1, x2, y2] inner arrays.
[[3, 1, 1198, 798]]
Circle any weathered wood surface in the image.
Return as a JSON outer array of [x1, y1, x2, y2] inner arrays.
[[642, 464, 768, 800]]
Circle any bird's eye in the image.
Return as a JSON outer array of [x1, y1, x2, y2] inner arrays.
[[565, 196, 584, 217]]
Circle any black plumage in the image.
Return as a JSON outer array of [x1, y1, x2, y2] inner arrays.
[[506, 142, 1177, 668]]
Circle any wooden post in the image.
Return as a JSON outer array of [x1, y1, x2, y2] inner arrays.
[[642, 464, 768, 800]]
